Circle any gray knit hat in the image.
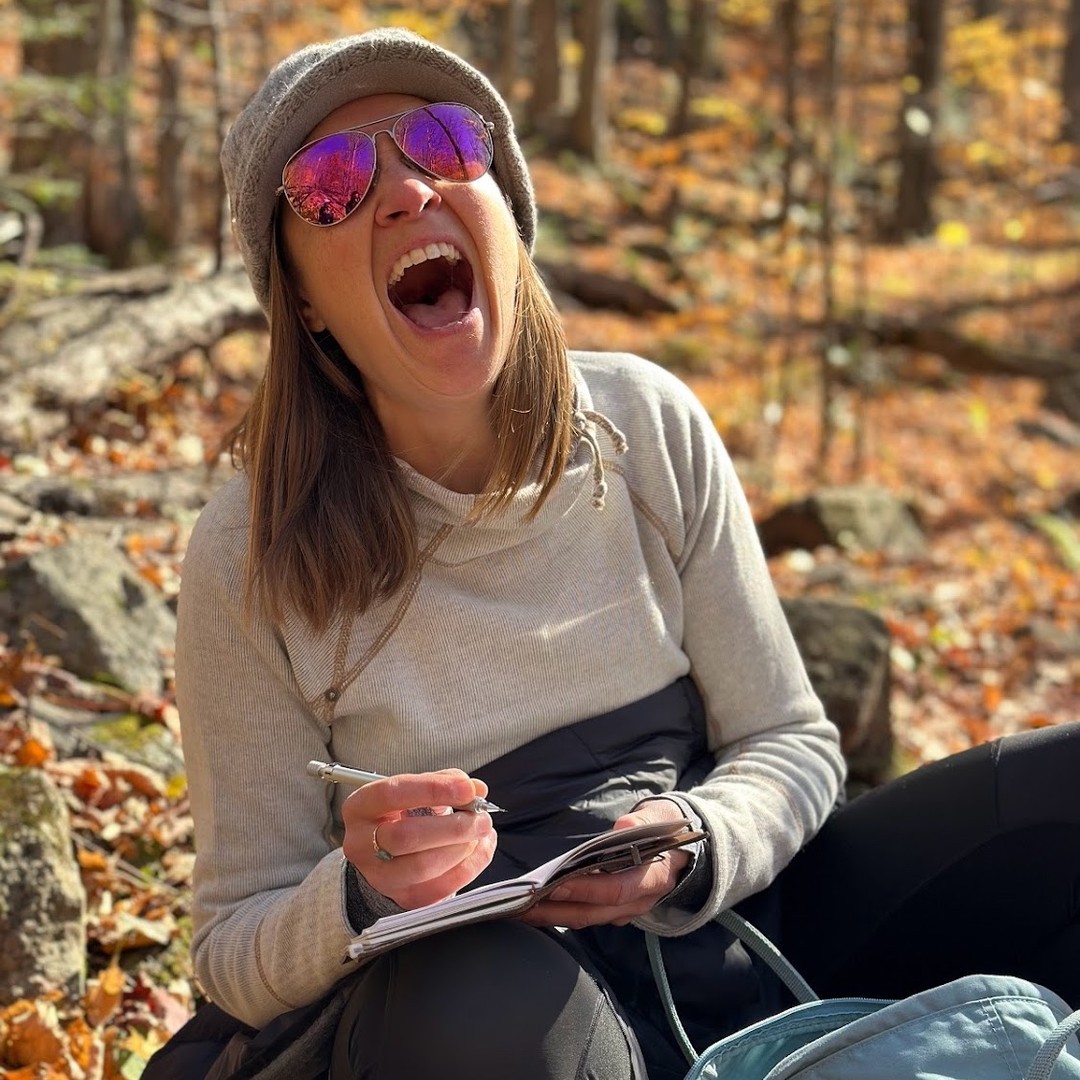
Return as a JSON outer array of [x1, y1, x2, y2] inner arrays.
[[222, 27, 536, 313]]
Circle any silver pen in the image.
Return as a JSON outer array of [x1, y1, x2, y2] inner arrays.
[[306, 760, 505, 814]]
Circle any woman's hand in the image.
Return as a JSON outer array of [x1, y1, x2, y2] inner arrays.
[[520, 799, 692, 930], [341, 769, 497, 910]]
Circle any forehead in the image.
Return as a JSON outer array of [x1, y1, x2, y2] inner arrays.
[[305, 93, 430, 143]]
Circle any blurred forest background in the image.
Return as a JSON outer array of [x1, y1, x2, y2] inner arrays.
[[0, 0, 1078, 1075]]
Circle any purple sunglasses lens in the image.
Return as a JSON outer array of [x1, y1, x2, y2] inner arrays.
[[395, 103, 493, 182], [282, 132, 376, 226]]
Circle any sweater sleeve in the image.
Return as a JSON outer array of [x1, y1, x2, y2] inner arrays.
[[176, 480, 385, 1027], [631, 374, 846, 937]]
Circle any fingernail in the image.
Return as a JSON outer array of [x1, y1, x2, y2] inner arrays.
[[550, 887, 571, 902]]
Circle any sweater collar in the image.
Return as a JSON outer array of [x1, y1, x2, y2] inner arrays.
[[399, 363, 627, 562]]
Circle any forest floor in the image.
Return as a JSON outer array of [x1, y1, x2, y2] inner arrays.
[[1, 44, 1079, 1080]]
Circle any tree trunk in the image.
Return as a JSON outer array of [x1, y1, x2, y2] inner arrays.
[[83, 0, 141, 268], [14, 0, 141, 264], [1062, 0, 1080, 143], [569, 0, 615, 161], [497, 0, 523, 101], [891, 0, 944, 238], [12, 0, 98, 248], [0, 267, 265, 449], [154, 11, 188, 255], [645, 0, 677, 65], [778, 0, 801, 221], [670, 0, 709, 136], [204, 0, 230, 272], [817, 0, 842, 474], [528, 0, 563, 138]]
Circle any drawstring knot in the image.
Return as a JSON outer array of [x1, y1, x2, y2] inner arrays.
[[572, 401, 628, 509]]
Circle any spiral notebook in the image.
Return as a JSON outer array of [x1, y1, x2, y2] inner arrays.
[[346, 818, 707, 960]]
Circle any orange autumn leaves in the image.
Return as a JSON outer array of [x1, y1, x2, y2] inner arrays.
[[0, 970, 173, 1079], [0, 654, 194, 1077]]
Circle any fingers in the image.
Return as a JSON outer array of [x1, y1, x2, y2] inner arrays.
[[522, 896, 654, 930], [554, 855, 678, 906], [341, 775, 498, 910], [521, 852, 686, 930], [389, 830, 499, 910], [344, 769, 487, 819], [352, 825, 497, 911], [368, 809, 493, 861]]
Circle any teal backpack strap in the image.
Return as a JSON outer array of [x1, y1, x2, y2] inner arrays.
[[1025, 1008, 1080, 1080], [646, 929, 700, 1064], [646, 910, 821, 1067], [715, 909, 819, 1005]]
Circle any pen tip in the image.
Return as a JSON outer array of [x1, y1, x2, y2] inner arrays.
[[306, 760, 326, 777]]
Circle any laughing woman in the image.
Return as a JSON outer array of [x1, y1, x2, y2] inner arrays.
[[145, 26, 1080, 1080]]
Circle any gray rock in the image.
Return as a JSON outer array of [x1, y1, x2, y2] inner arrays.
[[760, 485, 927, 560], [783, 598, 894, 793], [0, 466, 228, 520], [26, 697, 186, 778], [0, 766, 85, 1004], [0, 490, 32, 539], [0, 536, 176, 694]]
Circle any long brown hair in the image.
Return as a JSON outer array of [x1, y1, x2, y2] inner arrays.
[[231, 217, 575, 631]]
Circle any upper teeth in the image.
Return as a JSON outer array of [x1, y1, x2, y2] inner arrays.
[[388, 243, 461, 287]]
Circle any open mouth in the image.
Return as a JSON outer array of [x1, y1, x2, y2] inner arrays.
[[388, 243, 476, 330]]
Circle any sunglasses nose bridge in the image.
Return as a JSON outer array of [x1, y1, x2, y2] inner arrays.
[[372, 125, 414, 167], [370, 126, 435, 189]]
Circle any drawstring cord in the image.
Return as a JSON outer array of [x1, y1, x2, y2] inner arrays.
[[572, 400, 628, 509]]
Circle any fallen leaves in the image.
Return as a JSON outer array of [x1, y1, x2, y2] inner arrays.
[[0, 644, 195, 1076], [0, 977, 177, 1078], [769, 448, 1079, 765], [84, 963, 126, 1029], [3, 999, 66, 1070]]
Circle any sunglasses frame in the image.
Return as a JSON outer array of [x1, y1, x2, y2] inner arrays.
[[277, 102, 496, 228]]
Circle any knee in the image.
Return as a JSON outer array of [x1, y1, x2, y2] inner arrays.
[[332, 922, 638, 1080]]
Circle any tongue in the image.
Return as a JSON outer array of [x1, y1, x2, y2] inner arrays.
[[400, 286, 472, 329]]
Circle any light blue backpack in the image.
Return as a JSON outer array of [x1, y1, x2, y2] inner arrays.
[[647, 911, 1080, 1079]]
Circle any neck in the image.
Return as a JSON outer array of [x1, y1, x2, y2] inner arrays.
[[384, 413, 498, 494]]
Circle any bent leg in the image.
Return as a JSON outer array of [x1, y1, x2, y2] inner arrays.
[[328, 920, 644, 1080], [778, 723, 1080, 1003]]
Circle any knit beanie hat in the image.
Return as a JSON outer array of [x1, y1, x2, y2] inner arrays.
[[221, 27, 536, 313]]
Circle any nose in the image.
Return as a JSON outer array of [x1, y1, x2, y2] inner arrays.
[[371, 132, 441, 226]]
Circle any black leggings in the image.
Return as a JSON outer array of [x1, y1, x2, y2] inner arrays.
[[780, 721, 1080, 1002], [328, 724, 1080, 1080], [327, 920, 645, 1080]]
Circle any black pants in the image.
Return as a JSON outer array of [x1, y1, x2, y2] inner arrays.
[[780, 721, 1080, 1003], [148, 721, 1080, 1080], [330, 724, 1080, 1080], [327, 920, 645, 1079]]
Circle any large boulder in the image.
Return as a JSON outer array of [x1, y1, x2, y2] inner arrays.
[[0, 766, 85, 1003], [0, 467, 225, 521], [760, 485, 926, 560], [783, 598, 893, 793], [0, 536, 176, 694]]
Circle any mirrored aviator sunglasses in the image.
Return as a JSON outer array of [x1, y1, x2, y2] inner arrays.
[[279, 101, 496, 227]]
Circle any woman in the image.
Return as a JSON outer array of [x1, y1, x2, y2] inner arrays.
[[147, 26, 1080, 1080]]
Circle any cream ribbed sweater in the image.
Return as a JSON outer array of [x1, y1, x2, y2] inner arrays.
[[176, 351, 845, 1027]]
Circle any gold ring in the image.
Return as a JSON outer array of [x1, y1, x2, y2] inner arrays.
[[372, 823, 394, 862]]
